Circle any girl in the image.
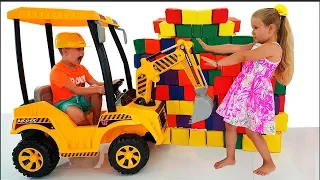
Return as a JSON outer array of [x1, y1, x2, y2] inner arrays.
[[197, 4, 294, 176]]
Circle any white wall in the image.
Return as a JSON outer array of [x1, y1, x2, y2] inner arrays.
[[1, 2, 319, 127]]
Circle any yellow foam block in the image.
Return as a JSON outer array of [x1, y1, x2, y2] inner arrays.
[[166, 100, 180, 114], [158, 33, 173, 39], [206, 130, 224, 147], [189, 129, 206, 146], [172, 62, 184, 70], [171, 128, 189, 146], [182, 9, 197, 24], [196, 9, 212, 24], [179, 100, 194, 115], [159, 21, 176, 37], [219, 20, 235, 36], [162, 128, 171, 144], [242, 132, 282, 153], [275, 112, 288, 132]]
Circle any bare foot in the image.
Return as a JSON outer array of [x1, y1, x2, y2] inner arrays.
[[253, 162, 276, 176], [214, 158, 236, 169]]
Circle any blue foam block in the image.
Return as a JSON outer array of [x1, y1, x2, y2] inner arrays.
[[157, 73, 166, 85], [160, 38, 176, 54], [202, 70, 209, 83], [134, 54, 142, 68], [134, 54, 155, 68], [205, 115, 214, 130], [169, 85, 184, 100]]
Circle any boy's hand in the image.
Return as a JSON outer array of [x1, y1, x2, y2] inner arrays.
[[97, 86, 105, 94]]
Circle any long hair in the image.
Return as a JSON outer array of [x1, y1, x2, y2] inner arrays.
[[252, 8, 294, 86]]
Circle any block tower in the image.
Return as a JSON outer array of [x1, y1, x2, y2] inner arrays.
[[133, 8, 288, 153]]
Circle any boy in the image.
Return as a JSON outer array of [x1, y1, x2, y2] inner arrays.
[[50, 32, 105, 126]]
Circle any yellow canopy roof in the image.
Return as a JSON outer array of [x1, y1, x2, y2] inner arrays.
[[7, 7, 119, 27]]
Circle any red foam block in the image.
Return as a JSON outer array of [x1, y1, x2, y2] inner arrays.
[[217, 95, 225, 105], [153, 18, 166, 33], [155, 85, 169, 100], [279, 95, 285, 112], [237, 127, 246, 134], [207, 86, 214, 100], [213, 77, 233, 95], [271, 77, 276, 91], [200, 53, 216, 70], [165, 8, 182, 24], [167, 114, 177, 127], [184, 85, 196, 101], [191, 120, 206, 129], [221, 63, 241, 76], [145, 39, 161, 54], [212, 8, 229, 24], [228, 17, 241, 32], [178, 70, 192, 86]]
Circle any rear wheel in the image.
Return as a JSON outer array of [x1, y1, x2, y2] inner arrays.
[[108, 134, 149, 174], [12, 139, 59, 178]]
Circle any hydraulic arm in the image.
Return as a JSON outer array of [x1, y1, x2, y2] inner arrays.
[[135, 39, 214, 124]]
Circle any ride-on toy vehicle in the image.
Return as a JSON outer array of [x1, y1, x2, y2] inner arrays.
[[7, 7, 213, 178]]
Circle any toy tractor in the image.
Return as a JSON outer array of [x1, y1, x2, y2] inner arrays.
[[7, 6, 213, 178], [7, 7, 168, 178]]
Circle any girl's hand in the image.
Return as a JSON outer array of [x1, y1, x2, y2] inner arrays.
[[201, 56, 218, 67], [196, 38, 209, 51]]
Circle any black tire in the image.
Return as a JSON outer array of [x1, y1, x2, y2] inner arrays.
[[108, 134, 149, 175], [12, 139, 59, 178]]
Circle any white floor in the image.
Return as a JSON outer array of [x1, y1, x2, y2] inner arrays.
[[1, 113, 319, 180]]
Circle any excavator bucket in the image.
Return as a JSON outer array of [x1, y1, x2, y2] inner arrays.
[[190, 87, 214, 124]]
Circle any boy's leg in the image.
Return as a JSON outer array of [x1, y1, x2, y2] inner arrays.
[[245, 128, 276, 176], [83, 93, 102, 125], [56, 97, 91, 126], [214, 121, 237, 169], [65, 106, 91, 126]]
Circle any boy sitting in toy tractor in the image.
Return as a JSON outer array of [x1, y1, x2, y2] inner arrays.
[[50, 32, 120, 126]]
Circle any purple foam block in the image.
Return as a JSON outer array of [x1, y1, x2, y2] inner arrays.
[[274, 94, 280, 115], [211, 98, 218, 116], [212, 112, 226, 131], [164, 70, 179, 85], [176, 115, 191, 128]]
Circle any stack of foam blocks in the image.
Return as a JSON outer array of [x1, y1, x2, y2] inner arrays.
[[133, 8, 288, 153]]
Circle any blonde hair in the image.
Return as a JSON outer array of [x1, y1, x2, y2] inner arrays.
[[252, 7, 294, 86]]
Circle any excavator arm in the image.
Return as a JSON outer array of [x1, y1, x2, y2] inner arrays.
[[135, 39, 214, 124]]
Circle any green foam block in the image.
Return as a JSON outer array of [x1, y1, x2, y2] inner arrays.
[[224, 132, 243, 149], [192, 25, 202, 38], [133, 39, 145, 54], [208, 70, 222, 86], [176, 25, 192, 38], [191, 38, 207, 53], [202, 25, 219, 38], [275, 81, 286, 95], [214, 36, 231, 45], [231, 36, 254, 45]]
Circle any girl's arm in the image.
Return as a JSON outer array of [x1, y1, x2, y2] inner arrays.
[[197, 38, 255, 54], [203, 43, 281, 67]]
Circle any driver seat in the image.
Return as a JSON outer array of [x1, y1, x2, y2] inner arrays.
[[34, 85, 53, 104]]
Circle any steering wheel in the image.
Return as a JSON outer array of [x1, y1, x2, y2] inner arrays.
[[112, 78, 124, 96]]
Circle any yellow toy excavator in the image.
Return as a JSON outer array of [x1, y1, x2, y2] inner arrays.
[[134, 39, 214, 124], [6, 6, 213, 179]]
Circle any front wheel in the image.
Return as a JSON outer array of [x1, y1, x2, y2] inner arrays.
[[108, 134, 149, 174], [12, 139, 59, 178]]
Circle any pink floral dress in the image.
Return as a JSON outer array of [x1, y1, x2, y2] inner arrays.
[[216, 42, 281, 135]]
